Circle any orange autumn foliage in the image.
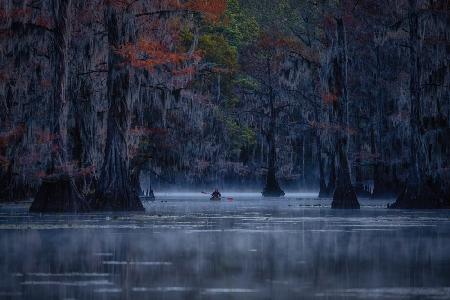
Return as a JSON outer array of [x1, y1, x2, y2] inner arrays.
[[257, 34, 320, 65], [103, 0, 134, 9], [116, 38, 203, 72], [108, 0, 225, 82], [184, 0, 227, 22], [0, 7, 52, 30], [104, 0, 226, 21], [172, 65, 197, 76], [278, 38, 321, 65]]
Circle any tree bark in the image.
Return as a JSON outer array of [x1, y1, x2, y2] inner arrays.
[[315, 107, 327, 198], [30, 0, 89, 213], [262, 128, 285, 197], [325, 154, 336, 196], [262, 75, 284, 197], [0, 158, 31, 202], [390, 0, 444, 209], [317, 136, 328, 198], [371, 46, 394, 198], [331, 18, 360, 209], [30, 175, 89, 212], [0, 126, 32, 202], [94, 5, 144, 211]]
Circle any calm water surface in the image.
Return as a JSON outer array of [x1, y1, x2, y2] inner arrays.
[[0, 193, 449, 299]]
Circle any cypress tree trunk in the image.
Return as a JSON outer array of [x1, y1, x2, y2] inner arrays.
[[0, 158, 29, 202], [325, 154, 336, 197], [262, 131, 285, 197], [372, 46, 384, 197], [0, 129, 32, 202], [317, 129, 328, 198], [371, 126, 385, 197], [30, 0, 89, 213], [372, 46, 393, 198], [94, 5, 143, 211], [354, 109, 364, 196], [390, 0, 444, 209], [262, 77, 285, 197], [331, 18, 360, 209], [309, 68, 328, 199], [333, 136, 359, 208]]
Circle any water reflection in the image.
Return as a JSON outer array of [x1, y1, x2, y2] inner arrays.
[[0, 194, 449, 299]]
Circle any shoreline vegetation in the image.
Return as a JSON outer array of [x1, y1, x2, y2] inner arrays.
[[0, 0, 448, 212]]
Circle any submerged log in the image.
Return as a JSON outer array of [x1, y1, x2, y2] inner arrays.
[[30, 175, 90, 213]]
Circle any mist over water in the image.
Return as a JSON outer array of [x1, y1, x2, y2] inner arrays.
[[154, 191, 319, 199], [1, 193, 450, 299]]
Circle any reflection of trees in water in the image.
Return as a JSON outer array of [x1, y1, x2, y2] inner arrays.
[[1, 207, 449, 298]]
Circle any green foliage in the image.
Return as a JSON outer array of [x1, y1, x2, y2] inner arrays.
[[181, 0, 260, 67], [181, 0, 263, 160], [224, 96, 240, 109], [180, 28, 194, 48], [199, 34, 238, 70], [225, 119, 256, 156], [239, 0, 291, 32], [237, 0, 323, 47], [221, 0, 260, 48], [234, 75, 260, 91], [181, 31, 238, 71]]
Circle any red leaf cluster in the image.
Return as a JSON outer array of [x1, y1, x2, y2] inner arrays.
[[130, 127, 168, 137], [0, 125, 25, 149], [278, 37, 321, 64], [35, 131, 58, 145], [116, 38, 202, 72], [184, 0, 227, 22], [321, 92, 338, 104]]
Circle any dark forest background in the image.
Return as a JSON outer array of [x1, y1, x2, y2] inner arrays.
[[0, 0, 448, 210]]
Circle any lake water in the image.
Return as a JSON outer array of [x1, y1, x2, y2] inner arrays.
[[0, 193, 449, 299]]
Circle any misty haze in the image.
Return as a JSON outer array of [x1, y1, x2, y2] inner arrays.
[[2, 194, 450, 299]]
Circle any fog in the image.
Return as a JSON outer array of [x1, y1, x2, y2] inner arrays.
[[1, 194, 449, 299], [153, 192, 319, 199]]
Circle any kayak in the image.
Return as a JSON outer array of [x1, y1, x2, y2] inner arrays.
[[210, 196, 221, 201]]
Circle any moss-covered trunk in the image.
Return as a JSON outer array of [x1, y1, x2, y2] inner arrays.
[[94, 5, 143, 211], [262, 80, 284, 197], [390, 0, 445, 209], [30, 0, 89, 213], [330, 18, 360, 209]]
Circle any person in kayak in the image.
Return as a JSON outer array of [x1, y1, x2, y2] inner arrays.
[[211, 189, 221, 199]]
